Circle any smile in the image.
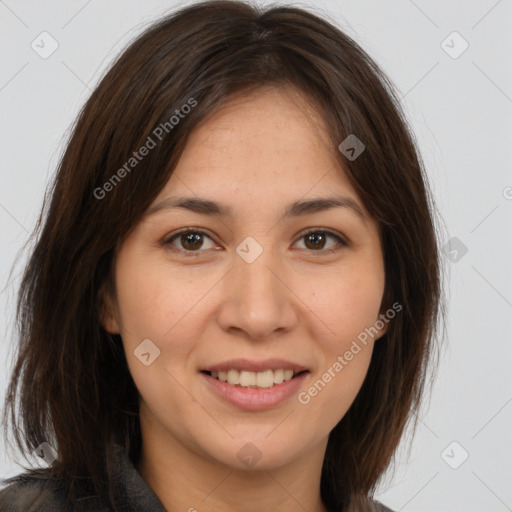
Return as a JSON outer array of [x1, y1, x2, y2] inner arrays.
[[200, 370, 309, 411], [204, 369, 307, 388]]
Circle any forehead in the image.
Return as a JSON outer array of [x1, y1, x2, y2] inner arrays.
[[185, 86, 332, 161], [156, 87, 363, 210]]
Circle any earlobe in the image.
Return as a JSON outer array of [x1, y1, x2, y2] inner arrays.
[[375, 313, 389, 341], [97, 285, 120, 334], [102, 316, 120, 335], [376, 325, 388, 341]]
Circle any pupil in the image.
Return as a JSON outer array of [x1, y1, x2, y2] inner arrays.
[[306, 233, 325, 250], [183, 233, 202, 250]]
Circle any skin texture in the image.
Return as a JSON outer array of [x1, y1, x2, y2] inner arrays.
[[100, 86, 387, 512]]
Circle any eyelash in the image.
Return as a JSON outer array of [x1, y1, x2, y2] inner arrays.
[[163, 227, 348, 257]]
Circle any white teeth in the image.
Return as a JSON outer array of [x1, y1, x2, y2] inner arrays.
[[256, 370, 274, 388], [227, 369, 240, 385], [239, 370, 256, 387], [273, 369, 284, 384], [208, 368, 301, 388]]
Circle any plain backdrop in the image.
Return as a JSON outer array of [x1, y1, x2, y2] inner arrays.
[[1, 1, 511, 511]]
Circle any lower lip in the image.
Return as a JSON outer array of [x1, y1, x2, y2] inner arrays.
[[201, 371, 309, 411]]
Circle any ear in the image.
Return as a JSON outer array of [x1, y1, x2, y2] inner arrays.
[[97, 282, 120, 334], [375, 312, 389, 341]]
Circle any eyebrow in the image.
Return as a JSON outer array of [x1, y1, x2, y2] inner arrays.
[[145, 195, 366, 221]]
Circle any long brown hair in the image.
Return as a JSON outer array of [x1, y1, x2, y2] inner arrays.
[[2, 1, 444, 510]]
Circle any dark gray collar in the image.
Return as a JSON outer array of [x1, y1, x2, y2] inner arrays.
[[109, 443, 166, 511]]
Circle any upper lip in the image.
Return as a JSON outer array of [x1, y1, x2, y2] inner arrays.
[[201, 358, 309, 373]]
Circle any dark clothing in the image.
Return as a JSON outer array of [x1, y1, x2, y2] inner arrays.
[[0, 444, 394, 511]]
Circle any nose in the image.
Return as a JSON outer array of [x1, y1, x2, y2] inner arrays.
[[216, 247, 298, 341]]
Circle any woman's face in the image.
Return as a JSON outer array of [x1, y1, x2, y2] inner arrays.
[[102, 86, 386, 471]]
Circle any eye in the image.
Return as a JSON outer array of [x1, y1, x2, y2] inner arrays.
[[163, 228, 217, 256], [163, 227, 348, 257], [294, 228, 348, 254]]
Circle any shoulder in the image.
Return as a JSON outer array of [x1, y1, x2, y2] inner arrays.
[[0, 470, 75, 512], [345, 496, 396, 512], [0, 467, 121, 512], [0, 470, 110, 512], [373, 500, 395, 512]]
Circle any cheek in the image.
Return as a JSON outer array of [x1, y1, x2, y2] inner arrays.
[[114, 257, 199, 425], [114, 253, 213, 342], [298, 347, 374, 438], [307, 263, 385, 346], [297, 275, 381, 430], [113, 253, 218, 398], [299, 262, 384, 409]]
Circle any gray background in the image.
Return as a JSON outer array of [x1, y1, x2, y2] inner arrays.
[[1, 1, 511, 511]]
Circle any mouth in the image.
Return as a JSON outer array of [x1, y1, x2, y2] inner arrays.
[[200, 368, 309, 389], [200, 364, 310, 411]]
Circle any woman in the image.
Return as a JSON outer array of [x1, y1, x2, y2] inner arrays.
[[0, 1, 443, 511]]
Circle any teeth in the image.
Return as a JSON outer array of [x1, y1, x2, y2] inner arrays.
[[283, 369, 294, 380], [239, 370, 256, 387], [227, 369, 240, 385], [256, 370, 274, 388], [273, 369, 284, 384], [209, 369, 301, 388]]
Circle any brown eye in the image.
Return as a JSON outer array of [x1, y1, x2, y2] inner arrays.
[[295, 229, 348, 254], [164, 228, 348, 257], [164, 229, 216, 255], [304, 232, 327, 250], [180, 232, 204, 251]]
